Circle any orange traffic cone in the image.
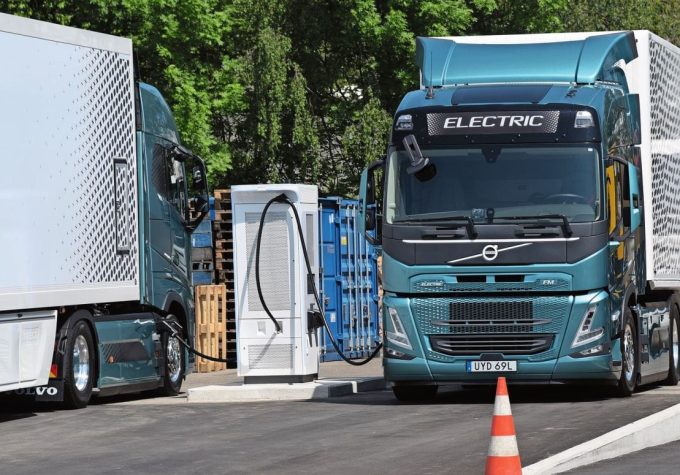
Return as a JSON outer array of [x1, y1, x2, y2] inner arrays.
[[485, 377, 522, 475]]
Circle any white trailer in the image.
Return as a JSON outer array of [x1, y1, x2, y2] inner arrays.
[[0, 13, 137, 392], [0, 14, 207, 406]]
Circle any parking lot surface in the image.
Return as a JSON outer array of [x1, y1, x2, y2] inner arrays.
[[3, 368, 680, 475]]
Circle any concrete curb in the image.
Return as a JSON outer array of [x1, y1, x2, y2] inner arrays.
[[186, 377, 385, 403], [522, 402, 680, 474]]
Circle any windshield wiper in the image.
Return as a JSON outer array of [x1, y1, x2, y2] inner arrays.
[[494, 214, 573, 237], [393, 215, 478, 238]]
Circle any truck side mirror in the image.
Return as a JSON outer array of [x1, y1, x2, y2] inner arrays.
[[184, 155, 209, 231], [358, 159, 384, 246]]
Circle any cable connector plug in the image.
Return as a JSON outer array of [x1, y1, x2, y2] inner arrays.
[[307, 308, 324, 333]]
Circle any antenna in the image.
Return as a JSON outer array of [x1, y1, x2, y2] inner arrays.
[[426, 51, 434, 99]]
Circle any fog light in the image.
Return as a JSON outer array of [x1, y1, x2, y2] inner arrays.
[[385, 347, 415, 360], [579, 344, 604, 356]]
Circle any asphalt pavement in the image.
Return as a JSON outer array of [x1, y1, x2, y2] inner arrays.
[[566, 439, 680, 474], [2, 366, 680, 475]]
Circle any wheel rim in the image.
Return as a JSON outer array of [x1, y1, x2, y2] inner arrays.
[[673, 316, 679, 372], [72, 335, 90, 392], [167, 335, 182, 383], [624, 323, 635, 383]]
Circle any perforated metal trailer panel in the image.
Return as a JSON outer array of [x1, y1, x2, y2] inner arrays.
[[644, 34, 680, 286], [0, 13, 139, 311]]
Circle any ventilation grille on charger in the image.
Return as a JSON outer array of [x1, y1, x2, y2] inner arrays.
[[248, 344, 294, 370], [245, 211, 291, 312]]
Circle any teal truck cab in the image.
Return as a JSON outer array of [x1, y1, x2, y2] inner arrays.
[[360, 31, 680, 400]]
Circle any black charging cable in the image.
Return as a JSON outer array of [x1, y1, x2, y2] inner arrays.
[[159, 318, 232, 363], [160, 193, 383, 367], [256, 193, 382, 366]]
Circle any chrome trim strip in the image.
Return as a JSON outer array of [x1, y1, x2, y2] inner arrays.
[[447, 243, 532, 264]]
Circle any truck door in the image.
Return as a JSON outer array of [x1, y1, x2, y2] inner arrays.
[[147, 139, 190, 304], [606, 160, 628, 286]]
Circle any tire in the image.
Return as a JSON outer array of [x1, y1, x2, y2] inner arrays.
[[63, 320, 95, 409], [392, 384, 438, 402], [158, 316, 185, 396], [664, 306, 680, 386], [617, 308, 638, 397]]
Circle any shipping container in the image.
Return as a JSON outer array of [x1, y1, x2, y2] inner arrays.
[[319, 197, 380, 361]]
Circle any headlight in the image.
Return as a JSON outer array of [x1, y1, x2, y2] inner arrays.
[[386, 306, 413, 350], [571, 304, 604, 348]]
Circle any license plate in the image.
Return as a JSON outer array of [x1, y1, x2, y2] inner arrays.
[[466, 360, 517, 373]]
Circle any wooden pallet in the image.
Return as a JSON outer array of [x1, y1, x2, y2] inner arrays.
[[194, 285, 230, 372], [214, 259, 233, 271], [214, 189, 231, 203], [210, 189, 237, 367]]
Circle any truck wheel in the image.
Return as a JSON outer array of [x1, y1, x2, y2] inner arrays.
[[617, 308, 638, 397], [664, 306, 680, 386], [392, 384, 438, 402], [158, 316, 185, 396], [63, 320, 95, 409]]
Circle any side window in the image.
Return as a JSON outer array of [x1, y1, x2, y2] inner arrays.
[[166, 154, 187, 218], [606, 96, 632, 151], [151, 143, 170, 200], [150, 141, 187, 219], [607, 160, 630, 237]]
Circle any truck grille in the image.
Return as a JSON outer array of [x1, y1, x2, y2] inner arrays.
[[430, 334, 554, 356], [411, 295, 571, 359], [450, 301, 532, 321]]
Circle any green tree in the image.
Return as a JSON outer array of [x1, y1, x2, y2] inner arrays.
[[562, 0, 679, 45], [471, 0, 566, 35], [18, 1, 680, 196]]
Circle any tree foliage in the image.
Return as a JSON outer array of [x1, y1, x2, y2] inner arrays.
[[3, 0, 680, 195]]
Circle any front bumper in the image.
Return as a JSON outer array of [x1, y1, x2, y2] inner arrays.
[[385, 342, 621, 385]]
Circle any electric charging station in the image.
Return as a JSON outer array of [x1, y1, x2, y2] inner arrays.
[[232, 184, 321, 383]]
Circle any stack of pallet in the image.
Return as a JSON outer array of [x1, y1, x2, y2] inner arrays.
[[194, 285, 228, 372], [212, 189, 236, 367], [190, 219, 214, 286]]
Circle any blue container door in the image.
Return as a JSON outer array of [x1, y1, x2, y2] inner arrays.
[[319, 198, 380, 362], [319, 199, 344, 361]]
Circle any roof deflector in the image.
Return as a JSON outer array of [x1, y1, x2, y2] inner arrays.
[[416, 32, 638, 88]]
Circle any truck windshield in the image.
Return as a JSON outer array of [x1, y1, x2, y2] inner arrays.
[[385, 145, 601, 224]]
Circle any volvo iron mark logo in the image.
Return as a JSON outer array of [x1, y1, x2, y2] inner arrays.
[[482, 245, 499, 261], [448, 243, 533, 264]]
